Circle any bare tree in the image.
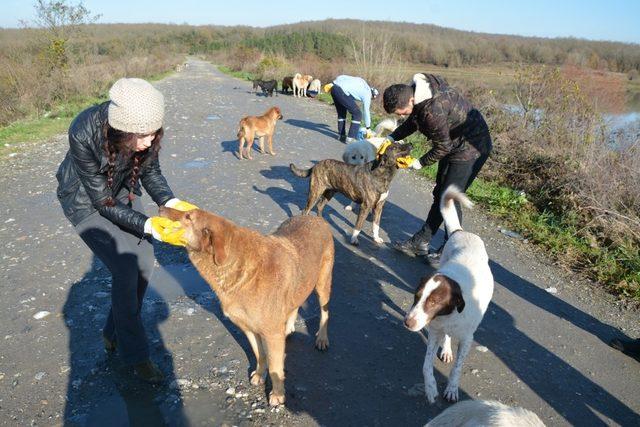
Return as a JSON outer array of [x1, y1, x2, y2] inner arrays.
[[23, 0, 100, 70]]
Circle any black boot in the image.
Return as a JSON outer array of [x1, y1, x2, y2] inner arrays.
[[338, 134, 347, 143], [610, 338, 640, 360], [132, 360, 165, 384], [392, 231, 431, 257]]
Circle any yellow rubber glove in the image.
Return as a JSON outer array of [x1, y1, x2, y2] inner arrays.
[[396, 156, 416, 169], [377, 139, 393, 156], [171, 200, 198, 212], [364, 128, 375, 139], [148, 216, 187, 246]]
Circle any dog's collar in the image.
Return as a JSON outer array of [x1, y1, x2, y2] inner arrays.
[[449, 229, 463, 238]]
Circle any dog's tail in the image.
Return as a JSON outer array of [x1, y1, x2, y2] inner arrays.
[[440, 185, 473, 235], [373, 118, 398, 137], [290, 163, 312, 178], [237, 118, 247, 139]]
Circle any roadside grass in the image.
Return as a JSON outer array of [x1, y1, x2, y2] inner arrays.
[[0, 70, 174, 158], [408, 135, 640, 299]]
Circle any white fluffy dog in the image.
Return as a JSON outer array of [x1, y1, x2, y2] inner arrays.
[[404, 186, 494, 403], [342, 118, 400, 166], [308, 78, 321, 93], [425, 400, 545, 427]]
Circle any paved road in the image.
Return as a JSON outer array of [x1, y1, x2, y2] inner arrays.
[[1, 59, 639, 426]]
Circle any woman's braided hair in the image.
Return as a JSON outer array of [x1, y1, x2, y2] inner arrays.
[[101, 123, 163, 206]]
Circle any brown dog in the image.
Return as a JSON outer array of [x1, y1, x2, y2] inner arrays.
[[237, 106, 283, 160], [159, 207, 334, 407], [282, 76, 293, 94], [290, 143, 412, 245]]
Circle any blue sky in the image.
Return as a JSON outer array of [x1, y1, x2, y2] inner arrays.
[[2, 0, 639, 44]]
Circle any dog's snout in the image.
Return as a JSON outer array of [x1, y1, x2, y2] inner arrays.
[[404, 315, 417, 330]]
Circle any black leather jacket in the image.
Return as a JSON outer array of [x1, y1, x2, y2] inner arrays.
[[389, 74, 491, 166], [56, 101, 174, 235]]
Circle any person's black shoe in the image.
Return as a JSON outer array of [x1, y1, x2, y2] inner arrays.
[[610, 338, 640, 360], [338, 134, 347, 144], [392, 233, 431, 257], [103, 335, 117, 353], [132, 360, 165, 384]]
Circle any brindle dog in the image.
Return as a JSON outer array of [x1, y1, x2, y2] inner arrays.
[[290, 143, 411, 245]]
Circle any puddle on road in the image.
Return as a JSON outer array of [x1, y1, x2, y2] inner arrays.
[[206, 114, 221, 121], [182, 159, 211, 169]]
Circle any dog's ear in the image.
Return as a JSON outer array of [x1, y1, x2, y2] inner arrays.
[[201, 227, 228, 266], [456, 294, 466, 313], [448, 279, 465, 313]]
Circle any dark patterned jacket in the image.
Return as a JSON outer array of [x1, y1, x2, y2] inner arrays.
[[56, 101, 174, 235], [389, 74, 492, 166]]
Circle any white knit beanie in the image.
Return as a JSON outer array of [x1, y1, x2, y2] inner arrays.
[[107, 78, 165, 134]]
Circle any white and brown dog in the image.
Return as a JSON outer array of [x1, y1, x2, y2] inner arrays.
[[404, 185, 494, 403], [293, 73, 313, 97]]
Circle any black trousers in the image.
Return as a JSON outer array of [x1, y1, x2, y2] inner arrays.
[[419, 149, 491, 241], [330, 84, 362, 138], [74, 197, 154, 366]]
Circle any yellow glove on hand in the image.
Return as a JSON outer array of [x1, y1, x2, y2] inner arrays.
[[364, 128, 375, 139], [396, 156, 416, 169], [149, 216, 187, 246], [171, 200, 198, 212], [377, 139, 393, 156], [323, 83, 334, 93]]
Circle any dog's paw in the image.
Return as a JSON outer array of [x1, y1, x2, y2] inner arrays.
[[349, 236, 359, 245], [424, 379, 438, 404], [373, 236, 384, 245], [443, 384, 459, 402], [269, 392, 285, 406], [438, 348, 453, 364], [269, 151, 276, 156], [250, 370, 266, 385], [315, 336, 329, 351], [344, 204, 353, 211]]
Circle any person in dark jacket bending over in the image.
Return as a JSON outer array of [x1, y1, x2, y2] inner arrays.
[[383, 73, 493, 258], [56, 78, 197, 383]]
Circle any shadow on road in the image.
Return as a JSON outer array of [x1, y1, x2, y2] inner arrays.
[[475, 261, 639, 425], [285, 118, 338, 139], [62, 255, 188, 426]]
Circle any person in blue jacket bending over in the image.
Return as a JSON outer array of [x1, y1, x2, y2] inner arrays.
[[330, 75, 378, 143]]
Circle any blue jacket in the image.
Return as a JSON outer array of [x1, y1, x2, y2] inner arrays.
[[333, 75, 373, 128]]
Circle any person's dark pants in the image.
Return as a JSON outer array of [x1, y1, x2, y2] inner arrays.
[[417, 139, 492, 243], [330, 85, 362, 139], [74, 197, 154, 366]]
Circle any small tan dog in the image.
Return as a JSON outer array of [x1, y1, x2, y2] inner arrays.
[[293, 73, 313, 97], [237, 106, 283, 160], [159, 206, 334, 407]]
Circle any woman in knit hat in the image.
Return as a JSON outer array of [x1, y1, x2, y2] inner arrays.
[[56, 78, 197, 383]]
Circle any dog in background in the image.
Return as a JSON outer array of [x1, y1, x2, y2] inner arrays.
[[290, 143, 412, 245], [251, 79, 261, 93], [158, 206, 334, 407], [404, 185, 494, 403], [426, 400, 545, 426], [257, 79, 278, 97], [282, 76, 293, 94], [293, 73, 313, 97], [307, 78, 321, 95], [237, 106, 283, 160]]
